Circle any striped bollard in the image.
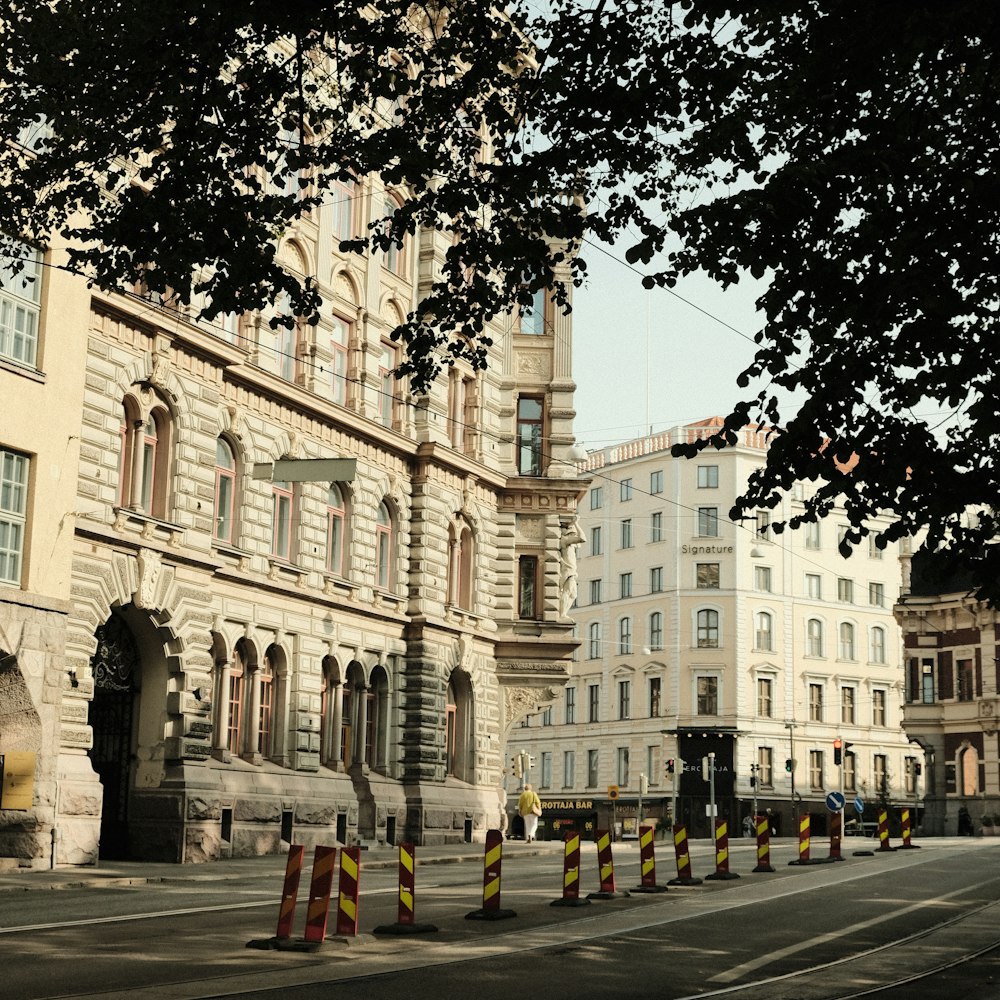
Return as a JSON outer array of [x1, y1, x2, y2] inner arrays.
[[632, 823, 668, 893], [303, 845, 338, 944], [753, 815, 775, 873], [275, 844, 305, 939], [789, 813, 814, 865], [828, 810, 844, 862], [899, 807, 920, 849], [333, 846, 361, 937], [588, 828, 628, 899], [466, 829, 516, 920], [551, 830, 592, 907], [877, 808, 895, 852], [706, 817, 740, 880], [374, 842, 438, 935], [668, 823, 703, 886]]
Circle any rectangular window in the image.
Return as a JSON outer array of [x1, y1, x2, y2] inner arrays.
[[754, 566, 773, 593], [330, 316, 350, 406], [616, 746, 630, 786], [872, 688, 887, 727], [540, 751, 552, 789], [518, 287, 548, 335], [844, 751, 856, 791], [590, 486, 603, 510], [805, 521, 820, 549], [697, 465, 719, 489], [755, 510, 770, 540], [921, 659, 935, 704], [588, 684, 600, 723], [958, 659, 974, 702], [837, 578, 854, 603], [619, 572, 632, 599], [618, 617, 632, 655], [563, 750, 575, 788], [588, 623, 601, 659], [809, 683, 823, 722], [869, 582, 885, 607], [565, 686, 576, 724], [587, 749, 599, 787], [869, 535, 883, 560], [590, 526, 602, 556], [0, 244, 42, 368], [874, 753, 888, 795], [647, 744, 661, 786], [809, 750, 824, 791], [590, 578, 602, 604], [697, 507, 719, 537], [518, 555, 539, 619], [697, 563, 720, 589], [651, 511, 663, 542], [758, 747, 774, 788], [620, 519, 633, 548], [271, 481, 294, 560], [0, 448, 29, 584], [541, 706, 552, 726], [841, 686, 856, 724], [650, 566, 664, 593], [904, 756, 916, 794], [618, 680, 631, 720], [806, 573, 822, 599], [516, 396, 544, 475], [648, 612, 663, 652], [620, 478, 633, 501], [757, 678, 773, 718], [650, 470, 664, 494], [697, 676, 718, 716], [648, 677, 661, 718]]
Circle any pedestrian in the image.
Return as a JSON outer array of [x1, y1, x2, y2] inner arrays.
[[958, 805, 973, 836], [743, 814, 755, 839], [518, 783, 543, 843]]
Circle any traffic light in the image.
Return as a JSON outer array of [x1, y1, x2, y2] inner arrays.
[[834, 738, 843, 765], [666, 758, 675, 775], [527, 754, 536, 769], [511, 754, 523, 778], [785, 758, 793, 773]]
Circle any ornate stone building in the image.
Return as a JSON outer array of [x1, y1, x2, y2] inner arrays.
[[2, 172, 585, 865]]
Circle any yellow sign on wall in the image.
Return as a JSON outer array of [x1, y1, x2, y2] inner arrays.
[[0, 752, 36, 810]]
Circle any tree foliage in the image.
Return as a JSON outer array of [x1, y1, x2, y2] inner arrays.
[[2, 2, 999, 597]]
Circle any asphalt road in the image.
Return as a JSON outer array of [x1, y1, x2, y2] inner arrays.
[[2, 839, 999, 1000]]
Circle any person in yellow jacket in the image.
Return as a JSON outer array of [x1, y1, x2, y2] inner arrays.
[[517, 783, 542, 842]]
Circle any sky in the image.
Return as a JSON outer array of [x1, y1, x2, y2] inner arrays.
[[571, 241, 768, 452]]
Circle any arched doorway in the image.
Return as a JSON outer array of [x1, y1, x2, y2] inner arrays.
[[89, 613, 140, 859]]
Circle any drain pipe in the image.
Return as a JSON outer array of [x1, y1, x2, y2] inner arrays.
[[51, 825, 58, 869]]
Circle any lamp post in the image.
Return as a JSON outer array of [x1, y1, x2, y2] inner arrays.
[[785, 721, 798, 830]]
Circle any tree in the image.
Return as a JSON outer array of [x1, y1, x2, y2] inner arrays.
[[3, 2, 999, 597]]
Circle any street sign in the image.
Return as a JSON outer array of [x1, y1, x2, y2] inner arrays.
[[607, 785, 620, 800], [825, 791, 846, 812], [854, 796, 865, 814]]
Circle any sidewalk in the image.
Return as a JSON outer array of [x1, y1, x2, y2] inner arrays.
[[0, 839, 565, 893]]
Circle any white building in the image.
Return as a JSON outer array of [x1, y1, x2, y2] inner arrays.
[[508, 420, 920, 841]]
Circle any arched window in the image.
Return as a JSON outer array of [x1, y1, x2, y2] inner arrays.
[[807, 618, 824, 657], [214, 437, 237, 543], [326, 483, 347, 576], [697, 609, 719, 648], [379, 340, 398, 428], [446, 669, 474, 781], [870, 626, 886, 664], [227, 640, 250, 756], [368, 664, 390, 772], [648, 612, 663, 652], [961, 745, 979, 796], [271, 479, 294, 560], [382, 195, 406, 276], [330, 315, 350, 406], [319, 657, 342, 767], [375, 501, 393, 589], [119, 397, 170, 517], [588, 622, 601, 659], [755, 611, 773, 652], [839, 622, 856, 660], [618, 617, 633, 655], [449, 521, 475, 611]]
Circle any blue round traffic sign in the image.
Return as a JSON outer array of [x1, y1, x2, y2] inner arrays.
[[826, 791, 846, 812], [854, 796, 865, 813]]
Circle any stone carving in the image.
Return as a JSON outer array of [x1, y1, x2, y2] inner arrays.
[[135, 548, 162, 609], [559, 515, 585, 617]]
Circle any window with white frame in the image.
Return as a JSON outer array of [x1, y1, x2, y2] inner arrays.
[[0, 244, 42, 368], [805, 521, 820, 549], [697, 507, 719, 537], [873, 753, 888, 795], [332, 174, 356, 242], [330, 316, 350, 406], [755, 611, 773, 651], [869, 582, 885, 607], [696, 608, 719, 648], [590, 578, 602, 604], [697, 675, 719, 715], [869, 534, 883, 559], [837, 578, 854, 603], [648, 676, 661, 717], [619, 572, 632, 599], [540, 751, 552, 788], [806, 618, 824, 656], [841, 685, 856, 724], [119, 397, 171, 518], [620, 478, 633, 501], [0, 448, 28, 585], [379, 341, 399, 428], [588, 623, 601, 659], [616, 746, 630, 785], [806, 573, 822, 599], [650, 470, 663, 494], [563, 750, 575, 787], [382, 194, 407, 276], [565, 686, 576, 724], [590, 525, 602, 556], [271, 479, 294, 560], [755, 510, 770, 540], [588, 683, 600, 722], [620, 518, 633, 548], [809, 750, 824, 790], [870, 626, 886, 664], [759, 746, 774, 787], [518, 287, 548, 335], [618, 617, 633, 655], [214, 437, 237, 544], [587, 748, 599, 786], [757, 677, 773, 717], [590, 486, 603, 509], [375, 500, 393, 589], [650, 566, 663, 592], [651, 510, 663, 542], [697, 465, 719, 488], [617, 679, 631, 719], [809, 682, 823, 721], [754, 565, 772, 593], [648, 611, 663, 652], [839, 622, 856, 660], [325, 484, 347, 576], [872, 688, 887, 726], [647, 744, 661, 786], [844, 750, 856, 791]]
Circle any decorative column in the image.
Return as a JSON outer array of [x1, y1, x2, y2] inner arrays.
[[330, 681, 344, 770], [354, 684, 369, 769], [213, 658, 231, 760]]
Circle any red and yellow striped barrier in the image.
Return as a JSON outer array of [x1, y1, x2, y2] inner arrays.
[[466, 829, 516, 920], [668, 823, 703, 886], [274, 844, 305, 940], [303, 845, 338, 943], [334, 846, 361, 937], [551, 830, 592, 906], [706, 818, 740, 880], [753, 815, 775, 873], [631, 823, 668, 893]]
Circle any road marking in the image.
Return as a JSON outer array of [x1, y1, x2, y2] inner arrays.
[[707, 881, 992, 984]]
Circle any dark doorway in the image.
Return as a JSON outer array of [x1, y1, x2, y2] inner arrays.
[[89, 614, 139, 860]]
